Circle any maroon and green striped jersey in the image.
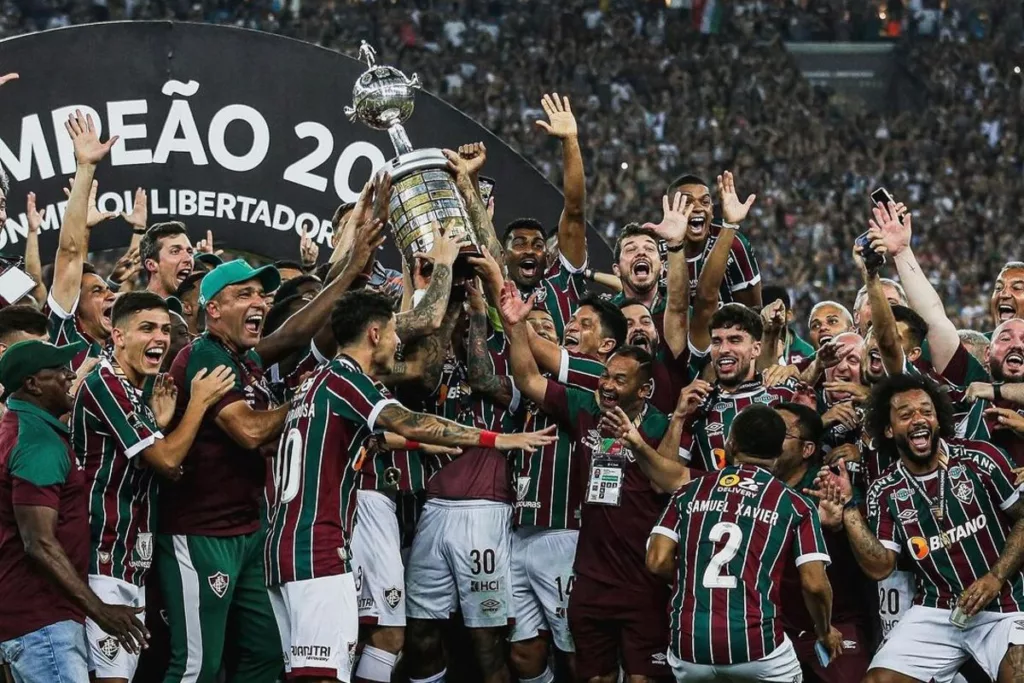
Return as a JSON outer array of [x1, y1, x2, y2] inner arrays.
[[265, 355, 399, 585], [528, 253, 589, 340], [910, 342, 989, 419], [653, 465, 829, 665], [556, 347, 693, 416], [71, 358, 162, 586], [512, 403, 583, 530], [957, 397, 1024, 468], [684, 224, 761, 304], [681, 378, 798, 472], [46, 294, 105, 372], [868, 438, 1024, 612]]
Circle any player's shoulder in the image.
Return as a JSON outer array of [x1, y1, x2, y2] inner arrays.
[[867, 464, 904, 500], [185, 334, 236, 370], [948, 437, 1011, 474]]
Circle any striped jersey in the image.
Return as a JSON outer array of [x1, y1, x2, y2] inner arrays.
[[527, 252, 589, 340], [653, 465, 829, 665], [684, 224, 760, 304], [910, 342, 989, 419], [46, 293, 105, 372], [868, 438, 1024, 612], [71, 357, 162, 586], [681, 378, 798, 471], [512, 402, 582, 530], [958, 399, 1024, 467], [265, 355, 399, 585]]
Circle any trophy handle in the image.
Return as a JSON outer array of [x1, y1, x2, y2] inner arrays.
[[406, 73, 422, 90], [343, 105, 357, 122]]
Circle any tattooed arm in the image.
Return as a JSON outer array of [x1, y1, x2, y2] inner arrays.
[[467, 306, 514, 407], [841, 507, 897, 580], [376, 402, 555, 452], [378, 300, 462, 391], [395, 263, 452, 343], [446, 149, 505, 267]]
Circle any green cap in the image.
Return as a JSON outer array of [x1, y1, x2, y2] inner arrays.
[[198, 259, 280, 306], [0, 340, 86, 400]]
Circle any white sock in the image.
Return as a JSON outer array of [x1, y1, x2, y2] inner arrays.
[[409, 668, 447, 683], [520, 667, 555, 683], [355, 645, 398, 682]]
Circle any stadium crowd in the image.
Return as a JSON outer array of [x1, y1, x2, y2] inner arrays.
[[3, 2, 1024, 683]]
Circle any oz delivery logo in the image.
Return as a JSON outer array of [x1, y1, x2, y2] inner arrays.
[[0, 79, 388, 252]]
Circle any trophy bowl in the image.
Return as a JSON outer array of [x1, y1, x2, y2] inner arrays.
[[349, 65, 418, 131]]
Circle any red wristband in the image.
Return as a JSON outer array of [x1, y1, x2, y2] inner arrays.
[[404, 440, 421, 450], [479, 430, 498, 448]]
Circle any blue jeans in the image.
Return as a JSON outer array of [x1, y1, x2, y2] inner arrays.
[[0, 620, 89, 683]]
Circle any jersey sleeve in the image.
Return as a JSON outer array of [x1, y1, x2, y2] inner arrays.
[[81, 367, 163, 459], [558, 349, 603, 391], [186, 340, 246, 417], [725, 232, 761, 293], [970, 442, 1022, 511], [328, 371, 400, 432], [866, 481, 901, 553], [651, 491, 684, 542], [790, 492, 831, 566], [9, 432, 70, 509]]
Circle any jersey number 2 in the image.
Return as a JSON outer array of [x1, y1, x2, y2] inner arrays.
[[276, 428, 303, 504], [703, 521, 742, 589]]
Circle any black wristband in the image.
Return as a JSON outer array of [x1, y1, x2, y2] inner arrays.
[[666, 243, 685, 253], [132, 228, 146, 235], [994, 382, 1004, 403]]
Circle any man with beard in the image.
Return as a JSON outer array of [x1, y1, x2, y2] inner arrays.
[[816, 373, 1024, 683], [643, 405, 840, 681], [667, 171, 761, 308], [157, 218, 383, 683], [500, 93, 587, 339], [958, 318, 1024, 467], [72, 292, 235, 682], [679, 304, 798, 472], [772, 403, 873, 683], [992, 263, 1024, 331], [48, 111, 118, 372], [140, 222, 195, 300], [502, 285, 675, 683]]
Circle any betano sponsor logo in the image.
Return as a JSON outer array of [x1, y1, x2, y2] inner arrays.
[[907, 515, 988, 559]]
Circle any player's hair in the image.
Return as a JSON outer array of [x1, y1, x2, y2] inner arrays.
[[331, 290, 395, 348], [0, 304, 48, 342], [668, 173, 708, 193], [730, 405, 786, 460], [854, 279, 908, 314], [958, 329, 990, 348], [864, 373, 955, 464], [140, 222, 189, 268], [761, 285, 791, 312], [274, 259, 306, 274], [502, 218, 547, 247], [331, 201, 357, 230], [891, 305, 929, 349], [613, 223, 660, 262], [775, 402, 825, 447], [609, 344, 654, 383], [807, 300, 853, 329], [709, 303, 763, 341], [998, 261, 1024, 277], [175, 272, 206, 300], [264, 294, 306, 337], [578, 294, 627, 348], [111, 291, 169, 329], [275, 274, 321, 304], [615, 297, 650, 313], [0, 163, 9, 197], [81, 262, 99, 277]]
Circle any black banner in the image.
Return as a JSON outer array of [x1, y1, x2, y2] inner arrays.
[[0, 21, 613, 270]]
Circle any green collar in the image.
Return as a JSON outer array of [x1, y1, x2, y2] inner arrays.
[[6, 398, 69, 434]]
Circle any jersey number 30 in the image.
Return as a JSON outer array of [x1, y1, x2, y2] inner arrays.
[[703, 521, 743, 589], [276, 428, 303, 505]]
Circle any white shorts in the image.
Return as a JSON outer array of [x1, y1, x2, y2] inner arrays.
[[350, 490, 406, 627], [667, 636, 802, 682], [268, 573, 359, 682], [509, 526, 578, 652], [870, 605, 1024, 682], [86, 575, 145, 680], [877, 569, 915, 641], [405, 499, 512, 628]]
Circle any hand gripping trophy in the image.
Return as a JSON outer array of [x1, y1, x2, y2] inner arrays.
[[345, 42, 481, 276]]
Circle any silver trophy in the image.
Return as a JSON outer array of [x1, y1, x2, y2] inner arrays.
[[345, 42, 479, 275]]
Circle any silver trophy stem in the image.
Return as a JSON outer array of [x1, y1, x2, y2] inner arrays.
[[388, 123, 414, 156]]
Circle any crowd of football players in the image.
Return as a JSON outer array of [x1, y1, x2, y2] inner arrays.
[[3, 73, 1024, 683]]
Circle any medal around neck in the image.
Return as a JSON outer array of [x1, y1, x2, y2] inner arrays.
[[345, 42, 481, 277]]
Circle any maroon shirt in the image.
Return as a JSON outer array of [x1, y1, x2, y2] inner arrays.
[[542, 381, 669, 592], [0, 399, 89, 640], [559, 346, 691, 416]]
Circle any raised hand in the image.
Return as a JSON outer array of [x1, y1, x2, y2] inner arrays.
[[824, 380, 870, 403], [761, 299, 786, 335], [717, 170, 755, 225], [299, 232, 320, 268], [196, 229, 223, 256], [869, 201, 911, 258], [456, 142, 487, 177], [642, 192, 692, 248], [763, 364, 800, 387], [122, 188, 148, 231], [965, 382, 994, 403], [498, 280, 534, 327], [66, 110, 118, 166], [817, 339, 849, 369], [149, 374, 178, 430], [985, 407, 1024, 436], [465, 278, 487, 314], [0, 73, 19, 88], [444, 146, 483, 181], [63, 178, 116, 229], [372, 171, 393, 224], [821, 402, 860, 431], [535, 93, 577, 139], [675, 379, 713, 420], [494, 424, 558, 453], [26, 192, 45, 234], [416, 221, 468, 269], [598, 406, 644, 448], [191, 365, 235, 407], [852, 227, 887, 276], [466, 246, 504, 294], [110, 246, 142, 285], [347, 218, 386, 274]]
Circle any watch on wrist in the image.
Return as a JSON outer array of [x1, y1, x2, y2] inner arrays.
[[132, 228, 147, 235]]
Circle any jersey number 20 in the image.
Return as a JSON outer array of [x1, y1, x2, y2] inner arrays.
[[703, 521, 743, 589]]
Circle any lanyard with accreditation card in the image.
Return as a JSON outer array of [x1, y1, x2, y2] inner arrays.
[[588, 438, 626, 507]]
